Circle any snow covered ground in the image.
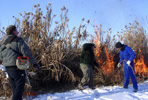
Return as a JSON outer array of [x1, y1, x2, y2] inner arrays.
[[0, 65, 6, 71], [34, 81, 148, 100], [0, 65, 9, 78], [0, 65, 148, 100]]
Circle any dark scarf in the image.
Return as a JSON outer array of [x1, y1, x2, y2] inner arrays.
[[121, 44, 127, 51]]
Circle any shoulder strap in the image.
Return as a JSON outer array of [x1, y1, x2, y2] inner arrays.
[[2, 36, 22, 56], [4, 35, 17, 45]]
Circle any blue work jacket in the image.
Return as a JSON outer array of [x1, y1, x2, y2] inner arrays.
[[119, 45, 136, 64]]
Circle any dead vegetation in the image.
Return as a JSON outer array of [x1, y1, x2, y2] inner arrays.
[[93, 21, 148, 86], [12, 4, 89, 93], [0, 3, 148, 97], [0, 69, 12, 98]]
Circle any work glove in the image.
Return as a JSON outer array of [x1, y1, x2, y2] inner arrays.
[[127, 60, 131, 66], [33, 63, 41, 72], [117, 63, 121, 68]]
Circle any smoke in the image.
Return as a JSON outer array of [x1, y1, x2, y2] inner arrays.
[[90, 0, 148, 33]]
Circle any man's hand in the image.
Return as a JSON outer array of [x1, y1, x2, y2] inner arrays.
[[33, 63, 41, 72], [117, 63, 121, 68], [127, 60, 131, 66]]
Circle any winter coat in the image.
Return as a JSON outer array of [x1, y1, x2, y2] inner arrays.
[[80, 43, 99, 67], [119, 45, 136, 63], [0, 35, 37, 66]]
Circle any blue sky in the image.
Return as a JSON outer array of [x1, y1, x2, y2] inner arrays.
[[0, 0, 148, 37]]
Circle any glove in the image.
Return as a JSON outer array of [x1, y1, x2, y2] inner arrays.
[[117, 63, 121, 68], [33, 63, 39, 68], [127, 60, 131, 66], [33, 63, 41, 72]]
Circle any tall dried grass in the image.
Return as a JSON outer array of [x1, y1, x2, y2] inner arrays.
[[0, 3, 148, 97], [13, 4, 90, 91], [93, 21, 148, 86]]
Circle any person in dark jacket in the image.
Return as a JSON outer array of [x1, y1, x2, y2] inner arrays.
[[0, 25, 39, 100], [78, 43, 99, 89], [115, 42, 138, 92]]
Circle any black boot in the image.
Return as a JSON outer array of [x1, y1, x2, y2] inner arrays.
[[133, 88, 138, 92], [123, 86, 128, 89]]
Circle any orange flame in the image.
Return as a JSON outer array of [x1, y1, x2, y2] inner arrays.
[[104, 46, 115, 75], [135, 48, 148, 77], [95, 34, 114, 77], [94, 33, 148, 78]]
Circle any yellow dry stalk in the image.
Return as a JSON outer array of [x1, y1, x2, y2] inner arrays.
[[2, 3, 91, 90]]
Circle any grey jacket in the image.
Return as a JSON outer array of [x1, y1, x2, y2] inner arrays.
[[0, 35, 37, 66]]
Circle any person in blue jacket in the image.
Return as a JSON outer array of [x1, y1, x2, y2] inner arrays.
[[115, 42, 138, 92]]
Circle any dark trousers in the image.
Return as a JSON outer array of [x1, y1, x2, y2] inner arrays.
[[80, 64, 94, 88], [6, 66, 26, 100]]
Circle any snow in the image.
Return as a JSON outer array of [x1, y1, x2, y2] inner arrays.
[[34, 81, 148, 100], [1, 64, 148, 100], [0, 65, 6, 71], [0, 65, 8, 78]]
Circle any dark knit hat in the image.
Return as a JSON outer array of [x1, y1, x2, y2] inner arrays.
[[6, 25, 16, 35], [91, 43, 96, 48], [115, 42, 123, 48]]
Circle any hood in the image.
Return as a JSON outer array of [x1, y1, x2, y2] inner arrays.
[[82, 43, 94, 51]]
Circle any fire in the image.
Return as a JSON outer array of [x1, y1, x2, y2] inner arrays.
[[95, 45, 115, 77], [95, 35, 115, 77], [94, 33, 148, 78], [103, 46, 115, 76], [135, 49, 148, 77]]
